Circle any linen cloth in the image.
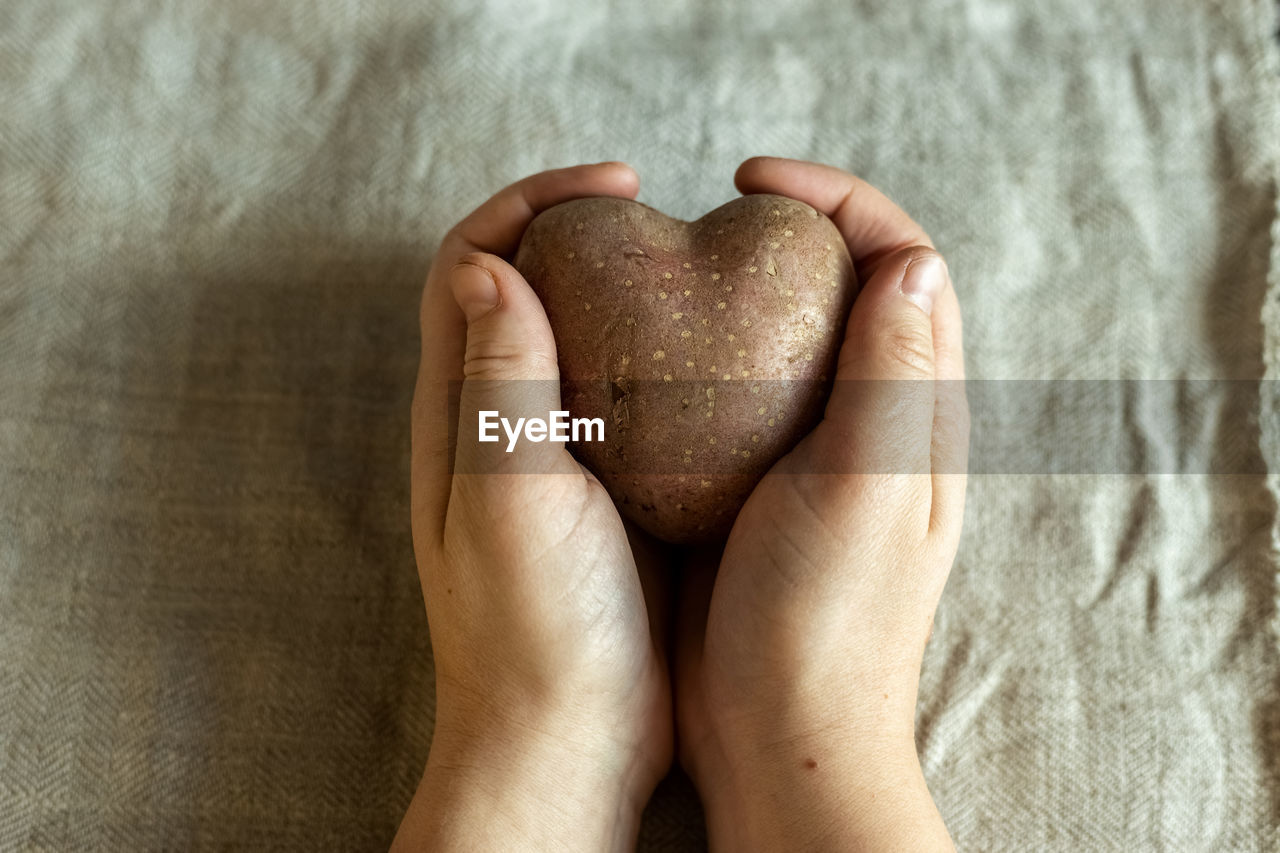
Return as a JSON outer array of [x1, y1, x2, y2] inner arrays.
[[2, 0, 1279, 849]]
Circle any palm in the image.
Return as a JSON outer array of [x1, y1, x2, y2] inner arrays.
[[671, 435, 838, 775], [477, 468, 677, 787], [572, 483, 675, 782]]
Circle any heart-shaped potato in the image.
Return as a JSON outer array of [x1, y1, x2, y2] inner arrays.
[[513, 193, 856, 543]]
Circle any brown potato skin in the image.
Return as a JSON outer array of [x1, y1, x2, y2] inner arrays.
[[513, 193, 857, 544]]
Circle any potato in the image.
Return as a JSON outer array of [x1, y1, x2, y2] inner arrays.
[[513, 193, 856, 543]]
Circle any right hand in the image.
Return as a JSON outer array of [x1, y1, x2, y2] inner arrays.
[[674, 157, 969, 851]]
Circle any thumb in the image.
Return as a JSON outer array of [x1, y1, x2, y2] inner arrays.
[[814, 245, 948, 477], [449, 252, 578, 477]]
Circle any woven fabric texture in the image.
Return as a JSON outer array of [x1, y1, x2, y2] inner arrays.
[[2, 1, 1279, 849]]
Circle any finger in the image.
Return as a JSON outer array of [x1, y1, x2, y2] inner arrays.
[[929, 268, 969, 537], [445, 161, 640, 261], [412, 162, 641, 542], [805, 245, 948, 509], [734, 157, 933, 277], [447, 252, 582, 482], [410, 263, 467, 553]]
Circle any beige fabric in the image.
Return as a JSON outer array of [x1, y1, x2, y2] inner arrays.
[[2, 1, 1278, 849]]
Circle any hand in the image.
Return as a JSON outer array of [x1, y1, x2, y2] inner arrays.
[[393, 163, 673, 852], [674, 157, 969, 851]]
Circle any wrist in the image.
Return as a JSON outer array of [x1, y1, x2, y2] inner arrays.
[[393, 706, 655, 852], [698, 737, 952, 852], [688, 696, 951, 853]]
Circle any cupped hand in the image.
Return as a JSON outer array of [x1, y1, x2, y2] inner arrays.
[[674, 157, 969, 851], [394, 163, 673, 852]]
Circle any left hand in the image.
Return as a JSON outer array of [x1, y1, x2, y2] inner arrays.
[[393, 162, 673, 852]]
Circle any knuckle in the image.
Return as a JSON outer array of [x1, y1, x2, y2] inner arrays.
[[454, 250, 490, 267], [462, 335, 556, 381], [879, 323, 935, 376], [438, 229, 470, 258]]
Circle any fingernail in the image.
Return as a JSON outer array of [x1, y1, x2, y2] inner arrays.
[[900, 254, 946, 315], [451, 263, 499, 323]]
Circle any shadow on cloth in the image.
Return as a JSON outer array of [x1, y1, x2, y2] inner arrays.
[[112, 238, 434, 846]]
